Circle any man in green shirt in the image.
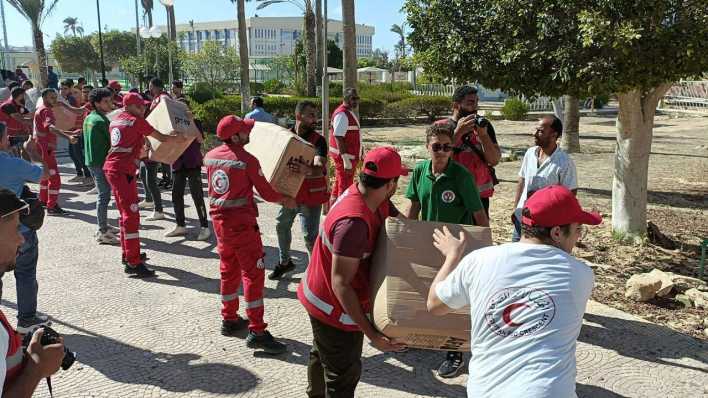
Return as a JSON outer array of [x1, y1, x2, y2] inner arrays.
[[83, 88, 119, 245], [404, 121, 489, 380]]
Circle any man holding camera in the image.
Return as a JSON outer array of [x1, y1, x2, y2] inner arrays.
[[0, 188, 64, 397]]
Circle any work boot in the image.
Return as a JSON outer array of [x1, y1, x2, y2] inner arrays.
[[437, 351, 465, 378], [246, 330, 287, 354], [124, 263, 156, 278], [268, 260, 296, 280], [221, 317, 249, 336], [122, 252, 148, 265], [46, 206, 68, 216]]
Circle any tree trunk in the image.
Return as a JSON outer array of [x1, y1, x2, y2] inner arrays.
[[167, 6, 177, 41], [341, 0, 357, 93], [236, 0, 250, 114], [612, 84, 672, 240], [561, 95, 580, 153], [33, 25, 48, 88], [304, 6, 317, 97], [147, 11, 153, 27], [315, 0, 323, 85]]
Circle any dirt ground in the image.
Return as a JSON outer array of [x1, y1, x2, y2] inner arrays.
[[363, 113, 708, 340]]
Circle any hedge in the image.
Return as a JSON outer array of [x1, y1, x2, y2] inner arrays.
[[501, 97, 529, 121], [384, 96, 452, 122], [192, 96, 242, 133]]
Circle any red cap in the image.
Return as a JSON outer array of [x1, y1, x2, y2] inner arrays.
[[216, 115, 255, 140], [122, 92, 149, 108], [107, 80, 122, 91], [521, 185, 602, 227], [361, 147, 409, 179]]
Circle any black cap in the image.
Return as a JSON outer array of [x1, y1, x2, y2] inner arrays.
[[0, 188, 28, 219]]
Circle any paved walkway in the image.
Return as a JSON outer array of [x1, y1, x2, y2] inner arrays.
[[1, 157, 706, 397]]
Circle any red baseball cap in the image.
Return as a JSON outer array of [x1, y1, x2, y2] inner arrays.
[[521, 185, 602, 227], [122, 92, 149, 108], [107, 80, 122, 91], [362, 147, 409, 179], [216, 115, 255, 140]]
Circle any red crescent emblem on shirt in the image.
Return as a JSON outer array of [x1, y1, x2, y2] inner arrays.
[[502, 303, 529, 327]]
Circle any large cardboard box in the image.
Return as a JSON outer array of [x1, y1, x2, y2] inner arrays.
[[245, 121, 316, 197], [370, 217, 493, 352], [145, 96, 199, 164], [35, 98, 78, 131]]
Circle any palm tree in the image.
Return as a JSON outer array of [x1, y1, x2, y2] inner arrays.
[[188, 19, 195, 52], [63, 16, 83, 36], [315, 0, 322, 85], [390, 22, 406, 71], [141, 0, 153, 27], [341, 0, 356, 92], [256, 0, 316, 97], [165, 4, 176, 41], [230, 0, 251, 113], [7, 0, 59, 88]]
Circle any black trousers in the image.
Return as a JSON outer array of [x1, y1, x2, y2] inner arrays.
[[140, 161, 163, 212], [307, 316, 364, 398], [172, 167, 208, 228], [69, 136, 91, 177]]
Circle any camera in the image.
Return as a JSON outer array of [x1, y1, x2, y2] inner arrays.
[[473, 115, 490, 129], [22, 326, 77, 371]]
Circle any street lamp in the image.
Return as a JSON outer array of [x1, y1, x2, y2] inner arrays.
[[159, 0, 175, 84], [140, 25, 163, 82]]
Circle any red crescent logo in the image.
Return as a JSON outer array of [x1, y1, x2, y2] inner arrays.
[[502, 303, 529, 327]]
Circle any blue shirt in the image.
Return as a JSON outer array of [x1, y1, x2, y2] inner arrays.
[[0, 151, 42, 232], [244, 107, 275, 123]]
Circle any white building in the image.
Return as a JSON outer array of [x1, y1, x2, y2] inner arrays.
[[168, 16, 374, 59]]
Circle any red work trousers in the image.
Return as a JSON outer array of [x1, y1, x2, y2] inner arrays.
[[213, 220, 267, 333], [38, 143, 60, 209], [105, 171, 141, 266], [329, 157, 355, 203]]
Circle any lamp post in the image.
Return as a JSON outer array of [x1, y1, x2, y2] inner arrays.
[[159, 0, 175, 84], [140, 26, 162, 81], [96, 0, 106, 82]]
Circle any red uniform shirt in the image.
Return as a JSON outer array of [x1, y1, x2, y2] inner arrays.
[[33, 106, 57, 146], [103, 111, 154, 175]]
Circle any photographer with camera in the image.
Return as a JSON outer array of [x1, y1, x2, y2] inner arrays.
[[0, 188, 64, 397]]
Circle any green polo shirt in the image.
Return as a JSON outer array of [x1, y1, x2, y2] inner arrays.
[[83, 110, 111, 167], [405, 159, 483, 224]]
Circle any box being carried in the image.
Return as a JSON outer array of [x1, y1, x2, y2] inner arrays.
[[370, 217, 493, 352], [145, 96, 199, 164], [245, 121, 316, 197]]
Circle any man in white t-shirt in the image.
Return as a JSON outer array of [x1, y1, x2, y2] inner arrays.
[[427, 185, 601, 398], [512, 115, 577, 241], [328, 88, 362, 202]]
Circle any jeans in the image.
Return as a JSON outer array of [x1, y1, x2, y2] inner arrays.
[[275, 204, 321, 264], [89, 166, 112, 232], [512, 212, 522, 242], [172, 168, 208, 228], [159, 163, 172, 183], [15, 228, 39, 320], [69, 136, 91, 177], [140, 161, 163, 212]]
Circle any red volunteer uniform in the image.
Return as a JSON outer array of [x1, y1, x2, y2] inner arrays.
[[0, 99, 28, 136], [33, 106, 61, 209], [453, 132, 495, 198], [205, 116, 283, 333], [296, 131, 329, 206], [328, 104, 361, 200], [0, 311, 24, 390], [103, 104, 154, 266]]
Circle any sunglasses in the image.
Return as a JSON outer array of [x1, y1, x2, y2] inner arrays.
[[431, 143, 453, 152]]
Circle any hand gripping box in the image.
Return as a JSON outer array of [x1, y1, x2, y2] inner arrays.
[[370, 217, 493, 352], [145, 96, 199, 164], [245, 121, 316, 197]]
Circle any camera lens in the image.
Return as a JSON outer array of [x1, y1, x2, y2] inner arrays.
[[61, 349, 77, 370]]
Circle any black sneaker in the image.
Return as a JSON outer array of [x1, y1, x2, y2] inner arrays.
[[268, 260, 296, 280], [246, 330, 287, 354], [122, 252, 148, 265], [46, 206, 68, 216], [221, 317, 249, 336], [437, 351, 465, 378], [16, 316, 52, 334], [124, 263, 156, 277]]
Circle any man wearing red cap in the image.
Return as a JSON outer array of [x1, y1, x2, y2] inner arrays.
[[103, 92, 184, 277], [298, 146, 408, 397], [107, 80, 123, 109], [328, 87, 361, 204], [428, 185, 601, 398], [205, 115, 296, 354]]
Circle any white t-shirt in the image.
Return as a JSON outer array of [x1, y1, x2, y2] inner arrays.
[[0, 323, 8, 395], [331, 110, 362, 157], [436, 242, 594, 398], [515, 146, 577, 218]]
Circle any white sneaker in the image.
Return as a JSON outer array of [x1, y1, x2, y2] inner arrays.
[[96, 231, 119, 245], [138, 200, 154, 209], [146, 211, 165, 221], [87, 187, 98, 194], [164, 225, 187, 237], [196, 227, 211, 241]]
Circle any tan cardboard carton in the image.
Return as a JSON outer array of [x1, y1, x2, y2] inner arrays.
[[245, 121, 316, 197], [370, 217, 493, 352], [145, 97, 199, 164]]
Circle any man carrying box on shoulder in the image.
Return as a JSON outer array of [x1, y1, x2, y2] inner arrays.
[[428, 185, 600, 398], [298, 147, 408, 398]]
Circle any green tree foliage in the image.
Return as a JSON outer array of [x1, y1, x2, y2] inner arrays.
[[62, 16, 83, 36], [50, 34, 99, 73], [327, 39, 343, 69], [119, 36, 182, 85], [92, 30, 137, 69], [405, 0, 708, 238], [182, 40, 240, 91]]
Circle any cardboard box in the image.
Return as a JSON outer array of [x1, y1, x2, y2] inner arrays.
[[245, 121, 316, 197], [35, 98, 78, 131], [370, 217, 493, 352], [145, 96, 199, 164]]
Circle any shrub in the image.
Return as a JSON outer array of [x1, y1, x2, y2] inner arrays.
[[263, 79, 286, 94], [384, 96, 452, 122], [192, 96, 242, 133], [501, 97, 529, 121], [250, 82, 265, 95], [187, 82, 222, 104]]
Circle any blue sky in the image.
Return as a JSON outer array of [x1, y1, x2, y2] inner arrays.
[[2, 0, 407, 54]]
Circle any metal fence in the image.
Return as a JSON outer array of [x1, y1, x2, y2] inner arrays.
[[661, 80, 708, 113]]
